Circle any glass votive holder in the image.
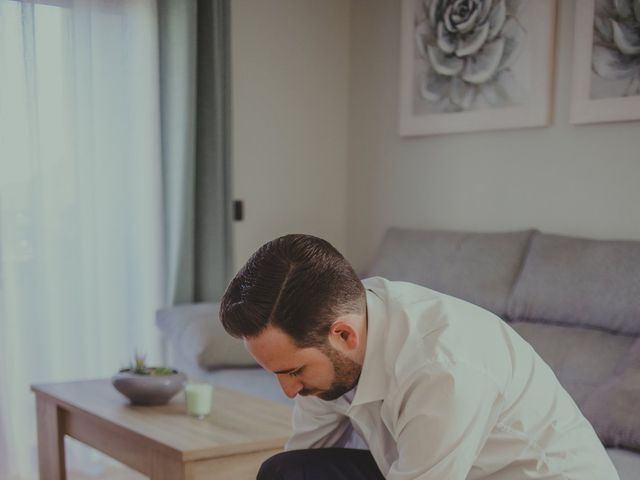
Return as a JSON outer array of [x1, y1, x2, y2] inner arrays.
[[184, 382, 213, 419]]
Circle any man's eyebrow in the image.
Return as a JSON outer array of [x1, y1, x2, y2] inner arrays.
[[273, 366, 300, 375]]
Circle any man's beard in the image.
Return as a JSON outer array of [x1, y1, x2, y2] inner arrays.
[[300, 345, 362, 401]]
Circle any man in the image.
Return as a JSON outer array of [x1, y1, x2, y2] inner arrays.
[[219, 234, 620, 480]]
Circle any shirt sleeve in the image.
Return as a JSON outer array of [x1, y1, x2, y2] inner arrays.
[[285, 396, 356, 450], [387, 361, 503, 480]]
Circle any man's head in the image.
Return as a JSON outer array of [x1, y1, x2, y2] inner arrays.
[[219, 234, 366, 400]]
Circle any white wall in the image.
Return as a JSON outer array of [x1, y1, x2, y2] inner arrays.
[[347, 0, 640, 273], [231, 0, 350, 270]]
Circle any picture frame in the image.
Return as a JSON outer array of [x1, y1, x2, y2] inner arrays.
[[570, 0, 640, 125], [398, 0, 557, 136]]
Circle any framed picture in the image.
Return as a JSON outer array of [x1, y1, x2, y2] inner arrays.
[[398, 0, 557, 136], [570, 0, 640, 125]]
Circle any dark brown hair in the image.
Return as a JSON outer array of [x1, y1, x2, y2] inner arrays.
[[219, 234, 365, 348]]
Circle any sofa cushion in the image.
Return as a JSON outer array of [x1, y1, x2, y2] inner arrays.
[[366, 228, 535, 317], [607, 448, 640, 480], [510, 322, 634, 407], [156, 303, 257, 371], [583, 338, 640, 452], [507, 233, 640, 335]]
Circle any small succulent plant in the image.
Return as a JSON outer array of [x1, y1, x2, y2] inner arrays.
[[120, 352, 177, 376]]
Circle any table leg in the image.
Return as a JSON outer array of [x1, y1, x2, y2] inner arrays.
[[35, 396, 66, 480]]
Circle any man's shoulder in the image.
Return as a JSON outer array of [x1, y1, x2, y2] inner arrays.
[[363, 277, 497, 324], [363, 276, 511, 387], [362, 276, 446, 304]]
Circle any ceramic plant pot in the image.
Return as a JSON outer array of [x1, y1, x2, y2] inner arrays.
[[111, 369, 187, 406]]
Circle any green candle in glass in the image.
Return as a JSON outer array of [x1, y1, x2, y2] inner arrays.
[[185, 383, 213, 419]]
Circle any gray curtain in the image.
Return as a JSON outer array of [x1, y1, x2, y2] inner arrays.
[[158, 0, 233, 305]]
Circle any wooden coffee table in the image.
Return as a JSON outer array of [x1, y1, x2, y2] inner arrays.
[[31, 379, 292, 480]]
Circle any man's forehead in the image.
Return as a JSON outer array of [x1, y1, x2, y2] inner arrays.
[[245, 325, 296, 351], [244, 325, 302, 369]]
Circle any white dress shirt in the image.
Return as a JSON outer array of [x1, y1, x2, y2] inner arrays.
[[286, 277, 620, 480]]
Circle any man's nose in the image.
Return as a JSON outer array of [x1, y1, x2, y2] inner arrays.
[[278, 375, 303, 399]]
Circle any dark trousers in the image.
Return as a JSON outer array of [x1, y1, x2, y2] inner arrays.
[[257, 448, 385, 480]]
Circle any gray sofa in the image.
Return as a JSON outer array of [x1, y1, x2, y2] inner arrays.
[[157, 228, 640, 479]]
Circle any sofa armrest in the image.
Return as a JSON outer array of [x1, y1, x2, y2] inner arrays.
[[156, 303, 256, 378]]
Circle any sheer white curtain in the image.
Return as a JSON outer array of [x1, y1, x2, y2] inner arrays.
[[0, 0, 164, 477]]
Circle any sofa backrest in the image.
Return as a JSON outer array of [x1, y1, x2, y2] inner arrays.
[[507, 232, 640, 335], [365, 227, 535, 318]]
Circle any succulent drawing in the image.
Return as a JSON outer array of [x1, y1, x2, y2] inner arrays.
[[415, 0, 528, 112], [592, 0, 640, 96]]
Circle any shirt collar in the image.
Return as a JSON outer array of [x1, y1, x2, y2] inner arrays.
[[349, 287, 389, 407]]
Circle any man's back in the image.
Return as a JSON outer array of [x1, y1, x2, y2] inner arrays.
[[288, 277, 619, 479]]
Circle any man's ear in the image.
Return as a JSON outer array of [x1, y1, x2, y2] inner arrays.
[[328, 319, 360, 351]]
